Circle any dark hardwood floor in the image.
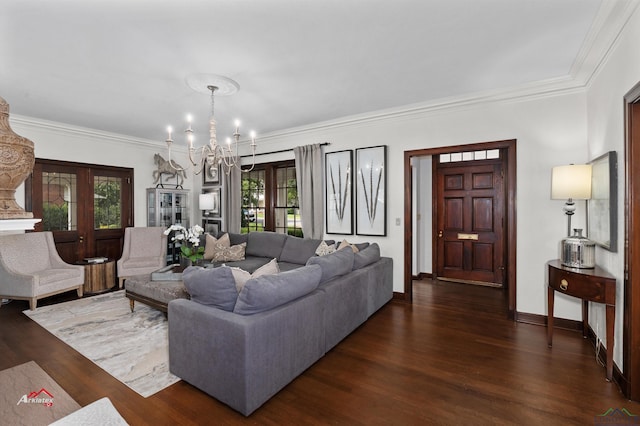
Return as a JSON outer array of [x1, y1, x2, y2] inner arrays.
[[1, 279, 638, 425]]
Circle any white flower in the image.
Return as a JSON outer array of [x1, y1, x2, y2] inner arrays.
[[165, 224, 204, 245]]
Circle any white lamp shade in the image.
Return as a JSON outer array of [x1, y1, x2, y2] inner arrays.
[[199, 193, 215, 211], [551, 164, 592, 200]]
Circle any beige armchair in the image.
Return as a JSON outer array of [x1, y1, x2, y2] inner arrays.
[[0, 231, 84, 310], [117, 226, 167, 288]]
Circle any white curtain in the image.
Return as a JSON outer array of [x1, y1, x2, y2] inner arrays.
[[294, 144, 324, 239], [223, 166, 242, 233]]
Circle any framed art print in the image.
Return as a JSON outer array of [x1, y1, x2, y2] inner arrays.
[[325, 150, 353, 234], [355, 145, 386, 236], [203, 162, 221, 185], [587, 151, 617, 251], [202, 218, 221, 235], [202, 187, 221, 217]]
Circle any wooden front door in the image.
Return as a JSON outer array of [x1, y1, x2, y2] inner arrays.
[[28, 159, 133, 263], [435, 157, 505, 286]]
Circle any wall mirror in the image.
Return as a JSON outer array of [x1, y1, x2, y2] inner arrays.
[[587, 151, 618, 251]]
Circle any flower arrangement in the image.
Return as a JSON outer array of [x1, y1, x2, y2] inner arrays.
[[164, 224, 205, 263]]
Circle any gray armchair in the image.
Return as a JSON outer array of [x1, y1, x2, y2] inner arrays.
[[0, 231, 84, 310], [117, 226, 167, 288]]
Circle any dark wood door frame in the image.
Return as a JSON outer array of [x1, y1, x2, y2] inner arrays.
[[624, 83, 640, 400], [403, 139, 517, 318]]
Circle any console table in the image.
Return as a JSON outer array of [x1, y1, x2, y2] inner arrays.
[[546, 259, 616, 380]]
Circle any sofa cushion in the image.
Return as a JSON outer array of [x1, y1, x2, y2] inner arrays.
[[279, 236, 323, 265], [182, 266, 238, 311], [353, 243, 381, 270], [225, 232, 249, 246], [210, 243, 246, 262], [306, 247, 354, 284], [233, 264, 322, 315], [230, 258, 280, 292], [246, 232, 288, 259], [203, 233, 230, 260]]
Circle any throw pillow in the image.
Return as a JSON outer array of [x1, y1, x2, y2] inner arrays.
[[315, 240, 336, 256], [280, 236, 323, 264], [204, 233, 230, 260], [182, 266, 238, 311], [230, 267, 251, 292], [253, 257, 280, 277], [338, 239, 360, 253], [306, 247, 354, 283], [230, 258, 280, 292], [233, 264, 322, 315], [211, 242, 247, 262], [352, 243, 381, 270]]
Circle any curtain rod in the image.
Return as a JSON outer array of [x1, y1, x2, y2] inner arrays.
[[240, 142, 330, 158]]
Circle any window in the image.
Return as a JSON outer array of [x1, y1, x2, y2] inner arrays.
[[241, 160, 302, 236]]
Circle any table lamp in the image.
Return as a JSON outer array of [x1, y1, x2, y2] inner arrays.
[[551, 164, 592, 236], [199, 193, 215, 215]]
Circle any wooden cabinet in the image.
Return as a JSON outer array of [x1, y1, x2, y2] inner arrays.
[[146, 188, 190, 264], [546, 259, 616, 380]]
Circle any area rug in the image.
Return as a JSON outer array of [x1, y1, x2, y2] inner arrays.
[[23, 290, 180, 397], [0, 360, 81, 426]]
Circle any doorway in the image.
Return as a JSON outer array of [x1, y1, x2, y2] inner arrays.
[[27, 159, 133, 263], [624, 84, 640, 400], [403, 139, 517, 317], [434, 155, 506, 287]]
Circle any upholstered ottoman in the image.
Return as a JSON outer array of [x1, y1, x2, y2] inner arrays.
[[124, 275, 189, 313]]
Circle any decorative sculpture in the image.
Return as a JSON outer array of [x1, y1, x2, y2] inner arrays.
[[153, 153, 187, 188], [0, 96, 34, 219]]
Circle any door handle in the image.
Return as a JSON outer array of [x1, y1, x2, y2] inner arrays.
[[438, 230, 443, 238], [79, 235, 84, 243]]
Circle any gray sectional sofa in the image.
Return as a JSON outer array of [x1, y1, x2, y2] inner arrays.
[[168, 231, 393, 416]]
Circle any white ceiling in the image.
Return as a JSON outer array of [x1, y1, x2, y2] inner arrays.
[[1, 0, 620, 148]]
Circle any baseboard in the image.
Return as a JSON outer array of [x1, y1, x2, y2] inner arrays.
[[393, 292, 410, 302], [412, 272, 432, 281], [585, 325, 626, 391], [515, 311, 582, 331]]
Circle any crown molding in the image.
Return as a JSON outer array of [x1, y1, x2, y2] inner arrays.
[[571, 0, 640, 86], [257, 75, 586, 143], [9, 114, 164, 149]]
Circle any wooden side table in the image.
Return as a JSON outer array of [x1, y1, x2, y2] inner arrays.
[[77, 259, 116, 295], [546, 259, 616, 381]]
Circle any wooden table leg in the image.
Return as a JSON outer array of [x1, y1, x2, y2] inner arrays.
[[606, 304, 615, 381], [547, 286, 554, 347], [582, 300, 589, 339]]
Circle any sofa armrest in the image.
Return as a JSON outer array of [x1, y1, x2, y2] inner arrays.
[[168, 290, 326, 416]]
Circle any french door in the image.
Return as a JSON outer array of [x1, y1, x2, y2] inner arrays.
[[27, 159, 133, 263]]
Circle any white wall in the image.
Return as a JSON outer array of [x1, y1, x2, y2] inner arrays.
[[585, 5, 640, 369], [10, 117, 199, 228], [252, 89, 589, 323]]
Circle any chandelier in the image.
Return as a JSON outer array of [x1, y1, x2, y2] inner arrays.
[[164, 77, 256, 176]]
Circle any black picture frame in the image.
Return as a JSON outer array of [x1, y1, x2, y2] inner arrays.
[[202, 187, 221, 217], [587, 151, 618, 251], [202, 218, 222, 236], [325, 150, 353, 235], [355, 145, 387, 236], [203, 162, 221, 185]]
